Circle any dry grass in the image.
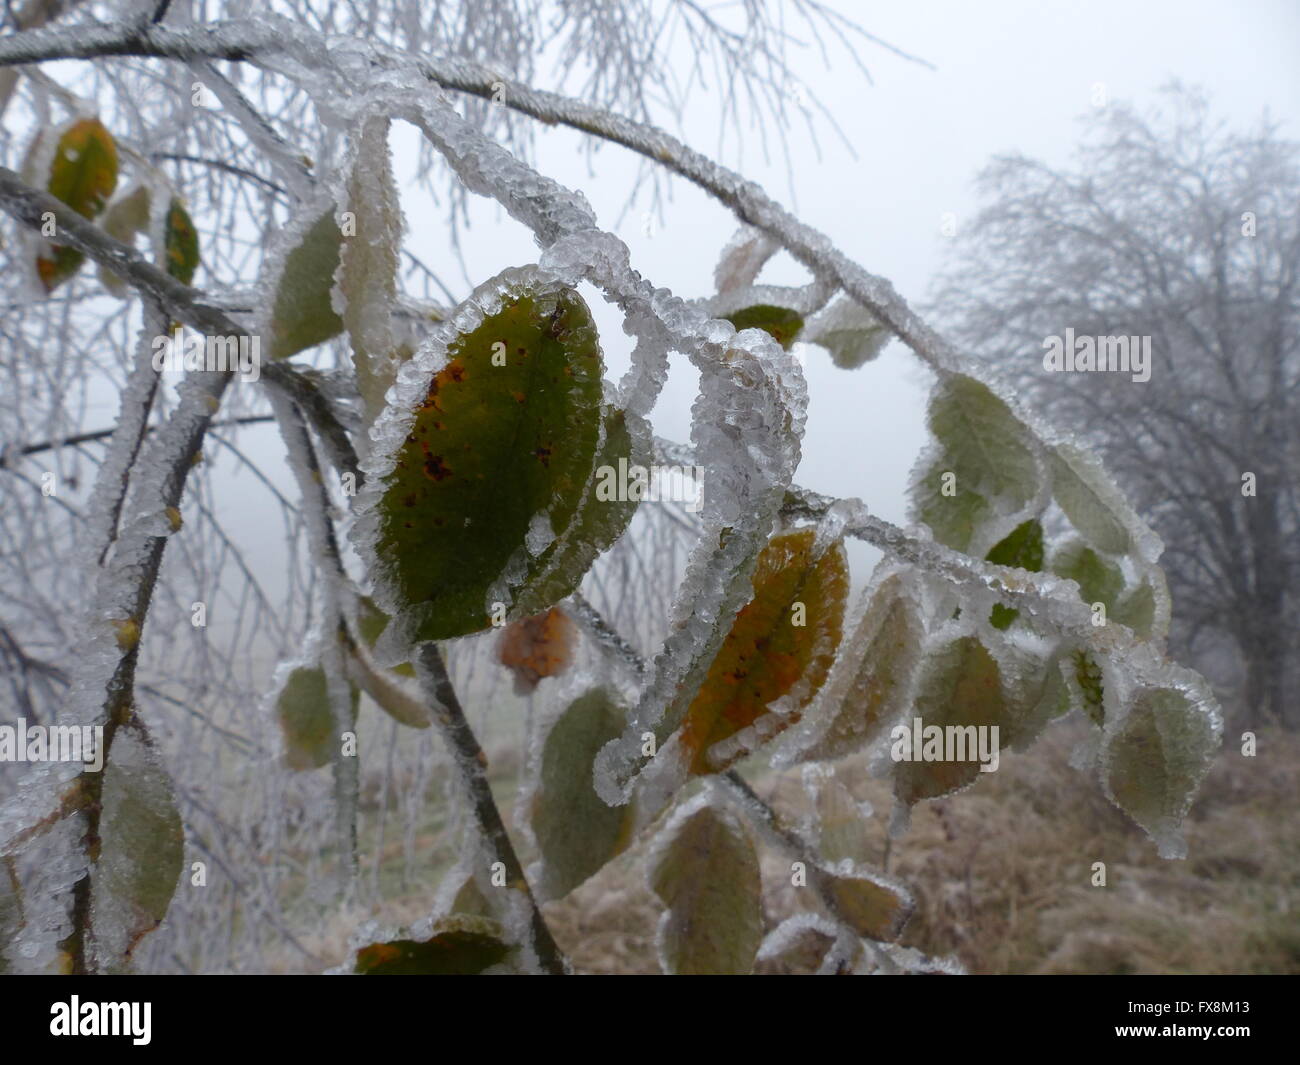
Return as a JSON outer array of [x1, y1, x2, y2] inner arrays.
[[545, 722, 1300, 974]]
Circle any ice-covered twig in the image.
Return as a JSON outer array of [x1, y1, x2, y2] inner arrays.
[[714, 771, 900, 974], [413, 643, 568, 975], [0, 18, 962, 374], [270, 394, 359, 890]]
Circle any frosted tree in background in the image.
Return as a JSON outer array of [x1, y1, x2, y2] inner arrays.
[[0, 1, 1222, 975], [931, 86, 1299, 731]]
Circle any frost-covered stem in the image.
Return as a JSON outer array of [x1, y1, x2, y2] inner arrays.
[[0, 164, 356, 480], [84, 304, 164, 565], [0, 163, 245, 970], [716, 771, 899, 974], [9, 414, 275, 460], [186, 59, 314, 199], [413, 643, 567, 975], [568, 592, 647, 678], [272, 397, 359, 890], [0, 164, 243, 336], [573, 594, 897, 966], [0, 18, 961, 374]]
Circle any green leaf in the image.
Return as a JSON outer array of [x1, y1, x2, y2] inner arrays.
[[893, 636, 1008, 807], [792, 573, 924, 763], [913, 374, 1039, 553], [530, 688, 633, 899], [0, 859, 20, 973], [678, 528, 849, 775], [373, 274, 607, 641], [649, 800, 762, 975], [164, 198, 200, 285], [36, 117, 119, 291], [1101, 686, 1219, 859], [343, 645, 430, 729], [1049, 443, 1133, 556], [998, 645, 1073, 749], [1051, 540, 1124, 612], [1114, 580, 1156, 637], [803, 297, 890, 368], [508, 405, 646, 617], [92, 728, 184, 966], [274, 665, 356, 770], [355, 919, 511, 974], [811, 773, 870, 864], [985, 519, 1044, 629], [266, 209, 344, 360], [722, 304, 805, 350], [918, 482, 989, 555], [353, 596, 413, 677], [1071, 648, 1106, 727]]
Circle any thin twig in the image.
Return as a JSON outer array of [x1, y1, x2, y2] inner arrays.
[[413, 642, 567, 975]]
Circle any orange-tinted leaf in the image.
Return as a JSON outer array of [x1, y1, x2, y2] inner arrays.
[[36, 118, 118, 291], [164, 198, 200, 285], [497, 607, 576, 694], [679, 528, 849, 775], [826, 868, 913, 941]]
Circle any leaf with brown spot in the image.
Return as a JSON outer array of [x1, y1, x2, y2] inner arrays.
[[370, 269, 608, 641], [677, 528, 849, 775], [497, 607, 576, 694]]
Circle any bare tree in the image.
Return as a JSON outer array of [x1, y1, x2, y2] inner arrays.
[[932, 85, 1300, 728]]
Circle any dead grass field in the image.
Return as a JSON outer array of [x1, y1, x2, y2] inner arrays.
[[544, 722, 1299, 974]]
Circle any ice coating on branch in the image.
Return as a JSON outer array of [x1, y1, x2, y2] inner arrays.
[[77, 306, 170, 569], [2, 813, 87, 973], [594, 323, 807, 806], [704, 281, 831, 320]]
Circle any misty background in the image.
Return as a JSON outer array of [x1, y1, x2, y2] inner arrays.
[[193, 0, 1300, 616]]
